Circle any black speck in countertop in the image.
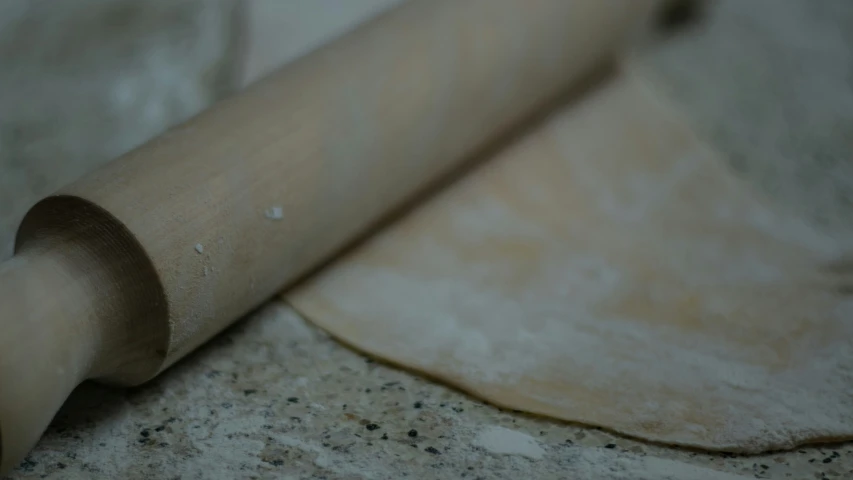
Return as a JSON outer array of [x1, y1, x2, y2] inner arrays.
[[365, 423, 380, 431], [381, 433, 388, 440], [56, 463, 67, 469], [822, 457, 833, 463], [408, 429, 418, 438], [244, 389, 257, 396], [365, 388, 372, 393], [425, 447, 441, 455], [140, 429, 150, 438], [18, 457, 37, 472], [604, 443, 617, 449], [155, 426, 165, 432], [414, 401, 423, 409], [287, 397, 299, 403]]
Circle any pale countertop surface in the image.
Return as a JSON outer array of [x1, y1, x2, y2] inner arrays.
[[5, 0, 853, 478]]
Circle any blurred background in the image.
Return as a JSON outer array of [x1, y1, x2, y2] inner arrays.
[[2, 0, 853, 259]]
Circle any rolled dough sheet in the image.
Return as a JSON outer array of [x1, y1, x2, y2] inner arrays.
[[287, 68, 853, 453]]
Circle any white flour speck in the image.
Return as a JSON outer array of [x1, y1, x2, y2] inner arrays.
[[265, 206, 284, 220], [473, 425, 545, 460]]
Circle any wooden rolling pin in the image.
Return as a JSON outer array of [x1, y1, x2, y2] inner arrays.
[[0, 0, 661, 472]]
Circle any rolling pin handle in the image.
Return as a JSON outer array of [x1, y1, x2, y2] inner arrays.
[[0, 251, 99, 472]]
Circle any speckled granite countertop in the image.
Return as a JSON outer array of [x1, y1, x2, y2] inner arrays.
[[7, 303, 853, 479], [6, 0, 853, 478]]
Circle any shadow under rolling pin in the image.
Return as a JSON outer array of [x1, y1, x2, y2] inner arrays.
[[0, 0, 663, 472]]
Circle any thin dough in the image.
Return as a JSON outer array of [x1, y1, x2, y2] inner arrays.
[[288, 69, 853, 453]]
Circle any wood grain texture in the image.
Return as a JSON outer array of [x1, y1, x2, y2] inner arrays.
[[1, 196, 166, 469], [0, 0, 660, 472]]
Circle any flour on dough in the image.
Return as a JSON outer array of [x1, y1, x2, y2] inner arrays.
[[288, 70, 853, 453]]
